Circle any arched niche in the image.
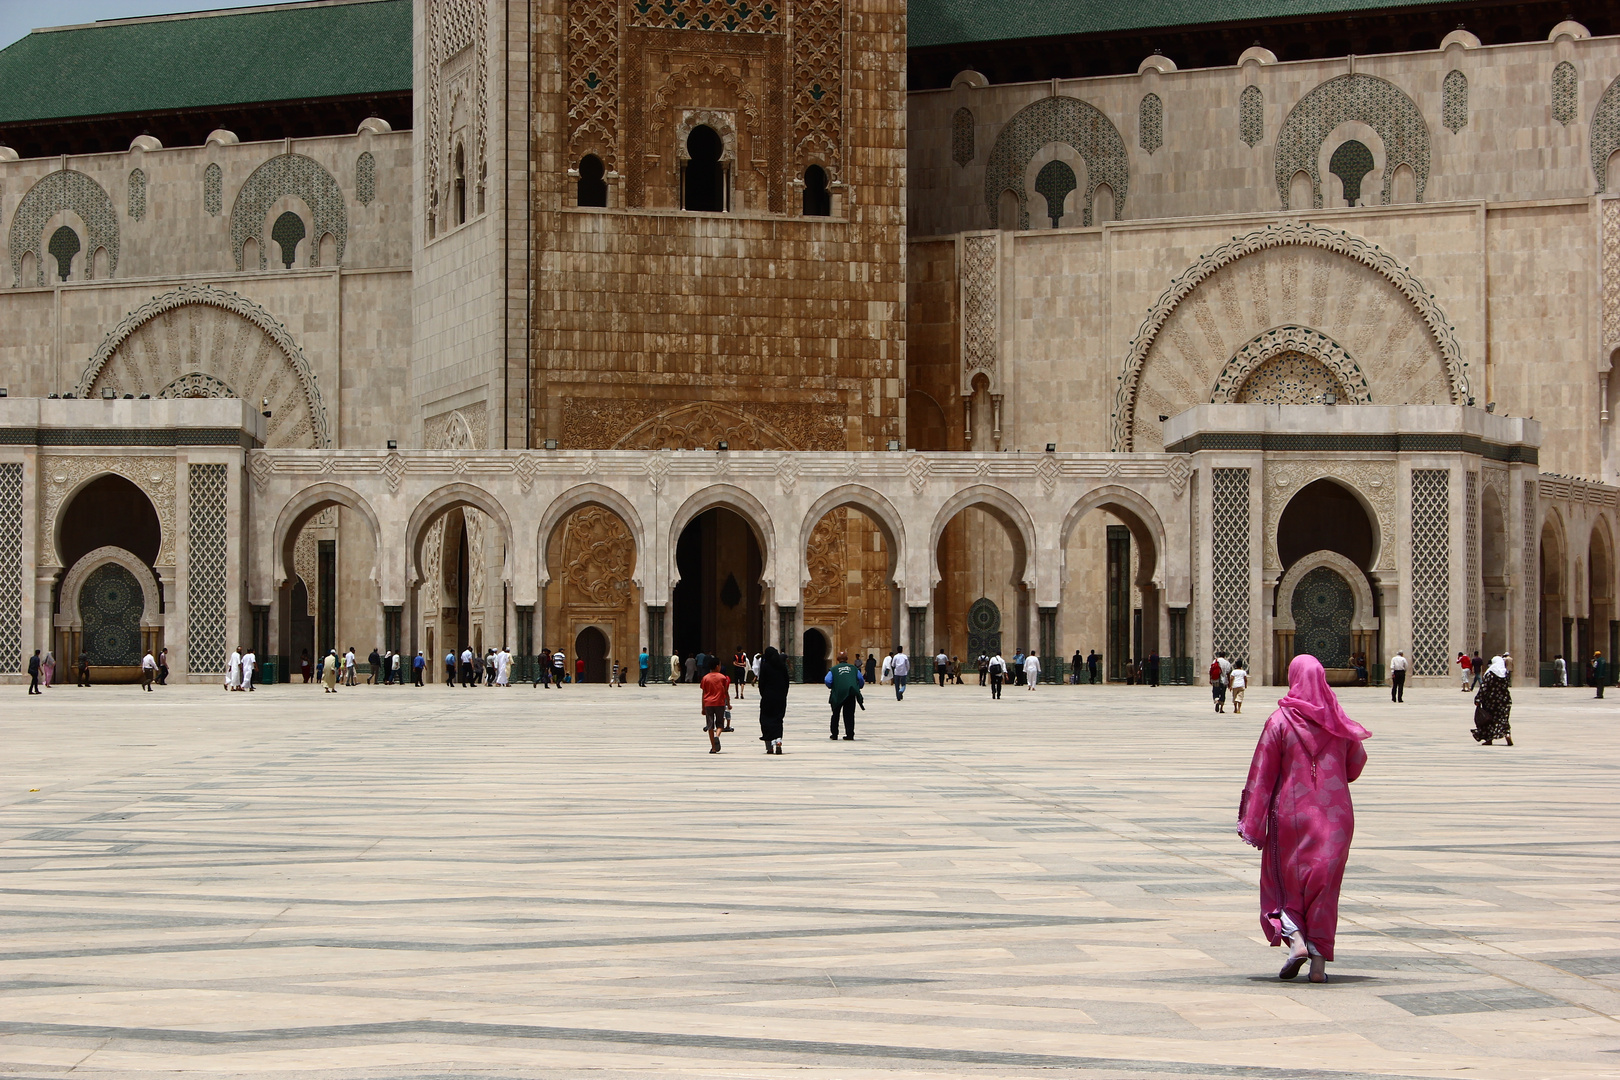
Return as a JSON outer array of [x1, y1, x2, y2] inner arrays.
[[983, 96, 1128, 229], [58, 546, 164, 670], [798, 485, 905, 662], [1272, 549, 1379, 683], [1274, 73, 1429, 209], [9, 170, 119, 286], [1058, 485, 1171, 679], [930, 485, 1038, 663], [229, 153, 346, 270], [1277, 477, 1378, 572]]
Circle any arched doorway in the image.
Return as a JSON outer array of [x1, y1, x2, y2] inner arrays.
[[80, 564, 143, 665], [54, 474, 164, 673], [803, 628, 830, 684], [673, 507, 764, 663], [575, 626, 608, 683], [545, 503, 639, 688], [934, 497, 1031, 669], [1481, 485, 1509, 657], [802, 500, 896, 668], [1540, 516, 1567, 667], [275, 489, 383, 682], [1060, 497, 1164, 682], [406, 487, 512, 684], [1273, 479, 1379, 683], [1591, 524, 1615, 678]]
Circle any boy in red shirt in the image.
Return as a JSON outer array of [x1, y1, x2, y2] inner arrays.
[[700, 659, 731, 753]]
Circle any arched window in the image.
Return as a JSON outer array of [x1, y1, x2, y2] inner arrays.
[[1329, 140, 1374, 206], [577, 154, 607, 207], [47, 226, 80, 281], [802, 164, 830, 216], [682, 125, 725, 212], [453, 143, 467, 225], [271, 212, 306, 268]]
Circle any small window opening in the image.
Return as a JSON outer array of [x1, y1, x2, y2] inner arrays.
[[802, 164, 831, 216], [271, 212, 306, 269], [682, 125, 725, 212], [1329, 140, 1374, 206], [1034, 160, 1077, 227], [577, 154, 607, 207], [48, 226, 80, 281], [453, 143, 467, 225]]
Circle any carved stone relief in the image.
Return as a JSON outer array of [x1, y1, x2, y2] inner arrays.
[[229, 154, 347, 269], [1274, 74, 1430, 209], [9, 170, 119, 286], [983, 95, 1129, 228], [961, 233, 998, 390], [561, 399, 844, 452], [425, 0, 487, 234]]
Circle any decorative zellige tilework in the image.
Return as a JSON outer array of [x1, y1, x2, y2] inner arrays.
[[1443, 69, 1468, 134], [961, 234, 998, 383], [1033, 160, 1076, 226], [1275, 74, 1429, 209], [356, 151, 376, 206], [953, 106, 975, 167], [229, 154, 346, 270], [0, 463, 21, 673], [127, 169, 147, 222], [1139, 93, 1162, 154], [791, 0, 844, 170], [1291, 565, 1354, 667], [984, 95, 1128, 229], [186, 463, 229, 674], [1465, 470, 1479, 651], [1593, 76, 1620, 190], [629, 0, 783, 32], [8, 170, 119, 286], [1239, 84, 1263, 148], [1210, 467, 1250, 662], [1410, 469, 1451, 676], [568, 0, 620, 168], [204, 163, 222, 216], [1553, 61, 1578, 127]]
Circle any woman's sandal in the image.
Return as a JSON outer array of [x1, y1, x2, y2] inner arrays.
[[1279, 952, 1308, 981]]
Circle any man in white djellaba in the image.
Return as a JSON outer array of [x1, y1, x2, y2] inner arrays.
[[241, 647, 256, 692], [225, 646, 242, 691]]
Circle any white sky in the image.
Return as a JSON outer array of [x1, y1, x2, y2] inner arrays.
[[0, 0, 291, 52]]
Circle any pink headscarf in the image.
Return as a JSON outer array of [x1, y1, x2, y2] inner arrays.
[[1277, 654, 1371, 743]]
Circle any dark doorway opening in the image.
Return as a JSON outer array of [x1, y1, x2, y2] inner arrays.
[[575, 626, 608, 683], [683, 125, 725, 212], [802, 164, 831, 216], [673, 507, 762, 662], [59, 474, 161, 571], [289, 577, 314, 674], [578, 154, 607, 207], [317, 538, 336, 656], [455, 516, 470, 652], [1277, 479, 1374, 572], [803, 628, 829, 684]]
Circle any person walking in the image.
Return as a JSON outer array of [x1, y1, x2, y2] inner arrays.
[[27, 649, 41, 694], [41, 650, 54, 688], [988, 651, 1006, 699], [322, 649, 340, 693], [241, 647, 256, 691], [443, 651, 456, 686], [864, 652, 878, 686], [1229, 659, 1248, 714], [732, 647, 747, 699], [879, 650, 893, 686], [300, 650, 312, 683], [413, 651, 425, 686], [367, 648, 380, 685], [77, 651, 91, 687], [891, 646, 910, 700], [344, 647, 358, 687], [1087, 649, 1100, 685], [1210, 652, 1228, 713], [1592, 651, 1607, 699], [1239, 654, 1371, 984], [1389, 650, 1408, 702], [459, 647, 474, 687], [226, 646, 242, 692], [1012, 648, 1026, 687], [936, 648, 949, 687], [682, 653, 696, 684], [1555, 653, 1567, 687], [1023, 650, 1041, 689], [700, 658, 730, 754], [140, 649, 156, 691], [157, 647, 168, 685], [1457, 652, 1472, 691], [1071, 649, 1083, 685], [1148, 651, 1160, 687], [639, 646, 649, 687], [1471, 656, 1513, 745], [757, 646, 790, 754], [826, 650, 864, 740], [552, 648, 565, 688], [392, 650, 403, 685], [667, 650, 680, 685], [1471, 650, 1484, 691]]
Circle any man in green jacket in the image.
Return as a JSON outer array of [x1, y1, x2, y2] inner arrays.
[[826, 650, 865, 741]]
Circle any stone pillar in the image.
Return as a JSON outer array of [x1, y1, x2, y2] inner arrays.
[[777, 604, 799, 681]]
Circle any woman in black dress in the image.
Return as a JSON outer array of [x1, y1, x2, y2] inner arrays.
[[1471, 655, 1513, 746], [757, 646, 790, 754]]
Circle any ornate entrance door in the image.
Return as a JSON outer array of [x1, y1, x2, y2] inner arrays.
[[1290, 565, 1354, 668], [80, 563, 143, 665], [967, 597, 1002, 659]]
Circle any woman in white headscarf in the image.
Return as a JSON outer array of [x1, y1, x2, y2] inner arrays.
[[1470, 656, 1513, 746]]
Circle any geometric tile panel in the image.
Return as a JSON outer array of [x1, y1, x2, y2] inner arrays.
[[1465, 470, 1478, 651], [1240, 84, 1263, 148], [356, 151, 376, 206], [127, 169, 147, 223], [229, 154, 347, 270], [984, 95, 1129, 229], [187, 463, 229, 674], [1210, 467, 1250, 662], [80, 562, 144, 665], [204, 163, 222, 216], [1410, 469, 1451, 676], [953, 107, 975, 166], [790, 0, 844, 170], [1553, 61, 1578, 127], [1275, 73, 1430, 209], [1139, 93, 1162, 154], [1592, 75, 1620, 191], [0, 463, 21, 673], [1443, 69, 1468, 134], [8, 170, 119, 286]]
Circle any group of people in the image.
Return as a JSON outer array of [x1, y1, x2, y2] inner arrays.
[[224, 646, 259, 691], [696, 647, 792, 753], [1208, 652, 1249, 713], [27, 648, 167, 692]]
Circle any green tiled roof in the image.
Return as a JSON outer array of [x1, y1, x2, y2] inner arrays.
[[0, 0, 411, 125], [909, 0, 1436, 49]]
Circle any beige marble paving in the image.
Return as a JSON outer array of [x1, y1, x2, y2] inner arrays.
[[0, 679, 1616, 1078]]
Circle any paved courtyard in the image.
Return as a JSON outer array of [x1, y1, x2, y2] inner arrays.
[[0, 677, 1616, 1079]]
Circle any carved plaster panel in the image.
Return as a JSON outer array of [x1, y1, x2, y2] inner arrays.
[[1264, 458, 1396, 572], [40, 456, 177, 567], [961, 233, 998, 392]]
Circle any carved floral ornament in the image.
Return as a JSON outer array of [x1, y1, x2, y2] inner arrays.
[[1211, 326, 1371, 404], [1112, 221, 1469, 451], [1263, 459, 1397, 572], [41, 456, 177, 567]]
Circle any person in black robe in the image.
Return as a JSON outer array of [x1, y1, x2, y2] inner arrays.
[[1471, 656, 1513, 746], [757, 646, 790, 754]]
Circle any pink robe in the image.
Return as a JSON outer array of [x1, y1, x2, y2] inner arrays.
[[1238, 707, 1367, 961]]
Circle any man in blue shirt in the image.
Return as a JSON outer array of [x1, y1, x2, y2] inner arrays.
[[639, 646, 650, 687]]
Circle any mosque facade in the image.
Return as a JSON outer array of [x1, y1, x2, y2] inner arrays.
[[0, 0, 1615, 686]]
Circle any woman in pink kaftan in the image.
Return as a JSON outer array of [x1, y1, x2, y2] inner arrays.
[[1238, 654, 1370, 983]]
